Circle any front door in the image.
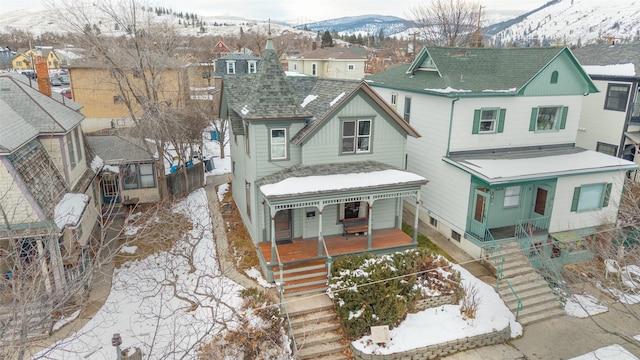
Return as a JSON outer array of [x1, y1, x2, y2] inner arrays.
[[274, 209, 292, 242], [101, 173, 120, 204], [470, 188, 489, 239], [532, 186, 550, 219]]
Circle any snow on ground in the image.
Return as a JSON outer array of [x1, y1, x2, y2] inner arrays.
[[119, 246, 138, 254], [568, 344, 639, 360], [37, 189, 244, 359], [352, 265, 523, 355], [564, 294, 608, 318]]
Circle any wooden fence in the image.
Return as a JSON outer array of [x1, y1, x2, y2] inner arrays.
[[166, 162, 204, 197]]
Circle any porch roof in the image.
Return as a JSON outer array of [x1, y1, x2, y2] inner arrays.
[[257, 160, 427, 200], [446, 146, 637, 184]]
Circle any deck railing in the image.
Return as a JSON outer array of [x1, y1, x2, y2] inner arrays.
[[515, 216, 550, 239]]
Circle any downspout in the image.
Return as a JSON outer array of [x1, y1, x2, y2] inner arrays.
[[446, 97, 460, 157]]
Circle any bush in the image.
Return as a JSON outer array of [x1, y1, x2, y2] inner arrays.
[[329, 249, 462, 339]]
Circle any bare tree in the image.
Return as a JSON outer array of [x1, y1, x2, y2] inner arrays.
[[408, 0, 482, 47]]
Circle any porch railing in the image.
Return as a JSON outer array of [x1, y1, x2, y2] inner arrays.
[[468, 221, 487, 241], [483, 229, 522, 318], [515, 216, 550, 239]]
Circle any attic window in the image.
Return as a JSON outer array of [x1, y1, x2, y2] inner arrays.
[[550, 71, 558, 84]]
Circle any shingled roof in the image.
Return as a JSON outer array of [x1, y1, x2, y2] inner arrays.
[[291, 47, 366, 60], [572, 43, 640, 77], [0, 74, 84, 154], [366, 46, 597, 96]]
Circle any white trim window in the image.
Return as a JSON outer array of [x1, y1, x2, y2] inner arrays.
[[347, 64, 355, 71], [504, 186, 521, 208], [571, 183, 612, 212], [530, 106, 568, 131], [270, 128, 287, 160], [311, 63, 317, 76], [390, 93, 397, 109], [122, 163, 156, 189], [472, 108, 506, 134], [248, 61, 257, 74], [341, 119, 371, 154], [226, 60, 236, 74]]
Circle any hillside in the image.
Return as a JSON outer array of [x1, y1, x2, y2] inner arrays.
[[299, 15, 412, 37]]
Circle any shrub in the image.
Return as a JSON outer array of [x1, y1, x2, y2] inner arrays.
[[329, 249, 462, 339]]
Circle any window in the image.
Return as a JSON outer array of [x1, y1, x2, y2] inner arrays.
[[390, 93, 397, 108], [473, 108, 506, 134], [245, 180, 251, 220], [550, 71, 558, 84], [348, 64, 355, 71], [429, 216, 438, 227], [529, 106, 568, 131], [122, 163, 156, 189], [248, 61, 257, 73], [226, 61, 235, 74], [339, 201, 366, 221], [604, 83, 630, 112], [117, 118, 126, 126], [341, 119, 371, 154], [504, 186, 521, 207], [66, 133, 76, 168], [403, 97, 411, 122], [113, 95, 123, 104], [596, 142, 618, 157], [73, 128, 82, 162], [245, 124, 250, 155], [571, 183, 612, 212], [311, 63, 317, 76], [292, 63, 297, 71], [451, 231, 461, 242], [270, 128, 287, 160]]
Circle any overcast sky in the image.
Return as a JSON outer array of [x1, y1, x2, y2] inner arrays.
[[0, 0, 548, 22]]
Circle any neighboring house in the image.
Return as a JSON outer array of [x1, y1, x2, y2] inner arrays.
[[221, 37, 426, 282], [68, 59, 187, 133], [287, 46, 367, 80], [0, 46, 14, 69], [85, 135, 161, 206], [0, 73, 100, 292], [211, 37, 232, 59], [366, 46, 637, 266], [571, 43, 640, 166], [213, 52, 261, 76], [11, 48, 38, 71], [12, 47, 65, 71]]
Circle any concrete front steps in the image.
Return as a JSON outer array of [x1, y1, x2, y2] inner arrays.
[[490, 241, 565, 326], [275, 259, 330, 297], [284, 294, 350, 360]]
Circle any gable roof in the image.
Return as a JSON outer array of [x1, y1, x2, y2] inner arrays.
[[366, 46, 598, 96], [572, 43, 640, 78], [290, 47, 366, 60], [218, 52, 261, 61], [0, 73, 84, 154], [85, 135, 155, 164]]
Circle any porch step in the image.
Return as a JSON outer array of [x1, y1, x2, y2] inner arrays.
[[283, 295, 349, 360], [276, 260, 329, 297]]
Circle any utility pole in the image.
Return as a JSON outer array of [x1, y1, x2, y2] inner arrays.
[[474, 5, 484, 47]]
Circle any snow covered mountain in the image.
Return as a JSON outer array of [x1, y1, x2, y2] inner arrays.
[[299, 15, 412, 37]]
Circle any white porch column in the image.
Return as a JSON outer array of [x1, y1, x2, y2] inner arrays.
[[367, 197, 373, 249], [317, 202, 324, 256], [270, 206, 277, 264], [413, 192, 421, 244]]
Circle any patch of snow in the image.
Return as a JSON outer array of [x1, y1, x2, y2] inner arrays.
[[54, 193, 89, 229], [568, 344, 639, 360], [300, 94, 318, 108], [564, 294, 608, 318], [582, 64, 636, 77], [425, 87, 472, 93], [482, 88, 517, 93], [217, 183, 229, 202], [329, 92, 346, 107], [90, 155, 104, 172], [245, 267, 274, 288], [52, 309, 81, 332], [120, 246, 138, 254]]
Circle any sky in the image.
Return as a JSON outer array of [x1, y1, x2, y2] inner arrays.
[[0, 0, 549, 23]]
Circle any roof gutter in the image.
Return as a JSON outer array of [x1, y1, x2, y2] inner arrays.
[[446, 97, 460, 157]]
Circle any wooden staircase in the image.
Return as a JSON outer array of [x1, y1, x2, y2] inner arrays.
[[284, 294, 350, 360], [276, 259, 330, 297], [490, 241, 565, 326]]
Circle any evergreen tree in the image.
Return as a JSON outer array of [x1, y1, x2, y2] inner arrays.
[[321, 30, 333, 48]]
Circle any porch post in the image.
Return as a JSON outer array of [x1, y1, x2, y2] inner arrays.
[[413, 192, 421, 244], [270, 206, 277, 264], [367, 198, 373, 249], [317, 203, 324, 256]]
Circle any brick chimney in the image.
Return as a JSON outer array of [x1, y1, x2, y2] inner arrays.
[[312, 41, 317, 50]]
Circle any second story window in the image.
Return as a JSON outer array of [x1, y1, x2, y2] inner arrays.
[[348, 64, 355, 71], [73, 127, 83, 162], [342, 119, 371, 154], [472, 108, 506, 134], [226, 61, 236, 74], [312, 63, 317, 76], [270, 128, 287, 160], [390, 93, 397, 108], [403, 97, 411, 122], [604, 83, 630, 112], [66, 132, 76, 169], [248, 61, 257, 73], [529, 106, 568, 132]]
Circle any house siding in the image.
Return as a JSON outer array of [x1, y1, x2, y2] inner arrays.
[[522, 53, 593, 97], [576, 79, 630, 153], [449, 95, 583, 152], [0, 159, 41, 225], [301, 94, 407, 169], [254, 121, 305, 180], [550, 171, 627, 233]]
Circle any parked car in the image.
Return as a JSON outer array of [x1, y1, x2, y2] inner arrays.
[[50, 77, 62, 86], [60, 88, 72, 99], [59, 74, 70, 84]]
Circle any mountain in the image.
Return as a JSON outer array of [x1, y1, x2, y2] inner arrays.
[[295, 15, 412, 37], [489, 0, 640, 46]]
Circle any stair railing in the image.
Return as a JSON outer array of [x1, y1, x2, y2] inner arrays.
[[320, 233, 333, 284], [484, 228, 523, 318], [274, 245, 299, 356]]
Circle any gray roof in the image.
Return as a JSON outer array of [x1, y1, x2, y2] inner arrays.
[[291, 47, 366, 60], [0, 73, 84, 154], [218, 52, 261, 61], [85, 135, 155, 164], [572, 43, 640, 77]]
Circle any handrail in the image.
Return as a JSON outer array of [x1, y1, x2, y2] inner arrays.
[[484, 228, 523, 318], [320, 232, 333, 282], [273, 244, 298, 356]]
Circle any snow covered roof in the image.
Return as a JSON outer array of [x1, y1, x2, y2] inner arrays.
[[258, 161, 427, 199], [446, 146, 637, 184], [54, 193, 89, 230], [582, 64, 636, 77], [573, 43, 640, 78]]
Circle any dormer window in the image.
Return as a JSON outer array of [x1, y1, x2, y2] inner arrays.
[[248, 61, 257, 73], [226, 60, 236, 74]]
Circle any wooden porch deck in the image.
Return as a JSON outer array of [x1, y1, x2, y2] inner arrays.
[[258, 228, 414, 264]]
